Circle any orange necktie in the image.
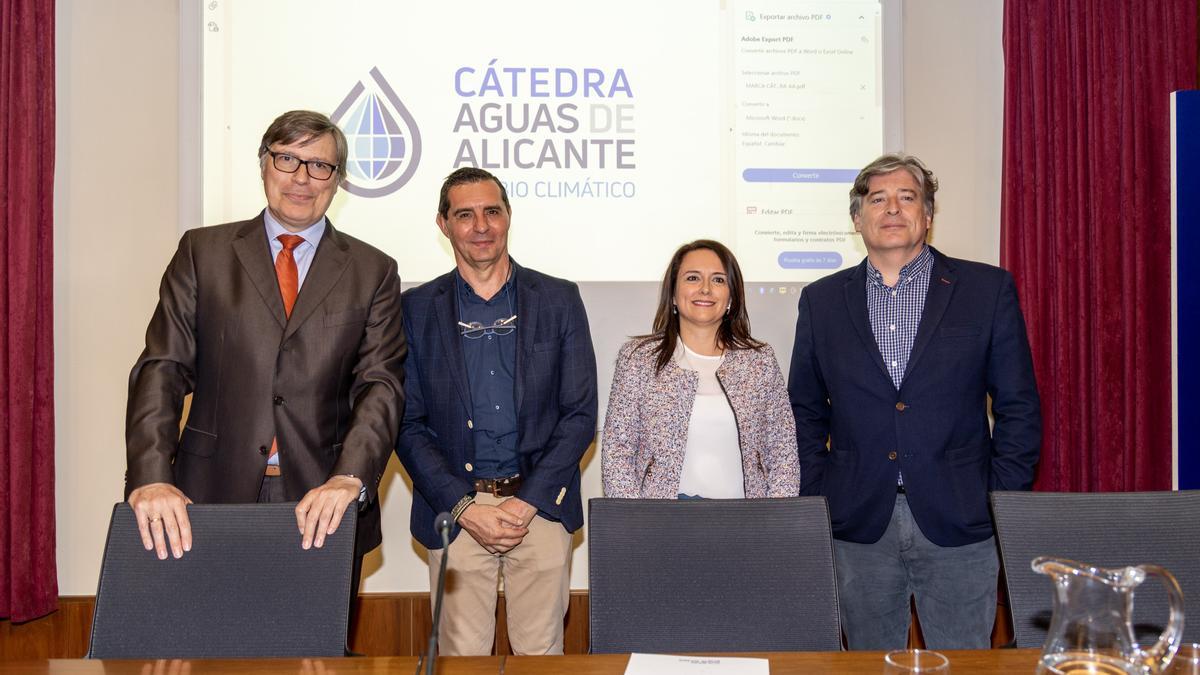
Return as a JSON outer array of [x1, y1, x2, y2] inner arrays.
[[275, 234, 304, 318], [269, 234, 304, 461]]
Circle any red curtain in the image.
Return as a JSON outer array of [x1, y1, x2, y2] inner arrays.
[[0, 0, 57, 621], [1001, 0, 1197, 491]]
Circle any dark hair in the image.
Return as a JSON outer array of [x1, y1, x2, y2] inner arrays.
[[639, 240, 764, 374], [438, 167, 511, 218], [257, 110, 348, 181], [848, 153, 938, 220]]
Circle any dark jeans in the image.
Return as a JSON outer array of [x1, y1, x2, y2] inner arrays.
[[833, 494, 999, 650]]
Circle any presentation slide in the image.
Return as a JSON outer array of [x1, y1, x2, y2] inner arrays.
[[732, 0, 883, 283], [199, 0, 888, 285]]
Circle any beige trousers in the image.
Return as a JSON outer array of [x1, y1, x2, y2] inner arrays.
[[427, 493, 572, 656]]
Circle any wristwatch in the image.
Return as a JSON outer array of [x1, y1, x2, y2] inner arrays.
[[340, 474, 369, 506]]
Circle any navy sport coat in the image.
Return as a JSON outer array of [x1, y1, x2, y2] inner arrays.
[[788, 247, 1042, 547], [396, 261, 598, 550]]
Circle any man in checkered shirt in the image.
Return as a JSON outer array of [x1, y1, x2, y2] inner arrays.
[[788, 154, 1042, 650]]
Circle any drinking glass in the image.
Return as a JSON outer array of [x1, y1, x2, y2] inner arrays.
[[884, 649, 950, 673]]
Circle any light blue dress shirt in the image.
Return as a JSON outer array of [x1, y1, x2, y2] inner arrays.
[[263, 208, 325, 288]]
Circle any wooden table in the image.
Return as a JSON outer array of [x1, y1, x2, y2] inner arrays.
[[501, 650, 1043, 674], [0, 649, 1043, 673]]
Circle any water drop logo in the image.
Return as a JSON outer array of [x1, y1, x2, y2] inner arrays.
[[332, 67, 422, 198]]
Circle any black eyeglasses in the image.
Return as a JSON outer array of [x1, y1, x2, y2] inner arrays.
[[458, 315, 517, 339], [262, 148, 338, 181]]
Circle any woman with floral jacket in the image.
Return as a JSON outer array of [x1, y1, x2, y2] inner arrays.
[[601, 240, 800, 499]]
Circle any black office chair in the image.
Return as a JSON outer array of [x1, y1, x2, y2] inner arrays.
[[88, 502, 356, 658], [991, 490, 1200, 648], [588, 497, 841, 653]]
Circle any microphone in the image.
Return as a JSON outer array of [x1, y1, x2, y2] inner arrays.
[[434, 512, 453, 535], [420, 512, 454, 675]]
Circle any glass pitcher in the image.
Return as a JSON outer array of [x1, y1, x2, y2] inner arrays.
[[1033, 557, 1185, 675]]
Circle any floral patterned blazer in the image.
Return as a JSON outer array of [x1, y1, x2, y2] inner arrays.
[[601, 337, 800, 498]]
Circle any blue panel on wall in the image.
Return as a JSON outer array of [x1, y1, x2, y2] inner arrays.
[[1175, 90, 1200, 490]]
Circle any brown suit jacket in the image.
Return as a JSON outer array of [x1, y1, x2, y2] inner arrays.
[[125, 215, 406, 554]]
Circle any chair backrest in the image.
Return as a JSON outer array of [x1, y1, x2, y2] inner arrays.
[[588, 497, 841, 653], [991, 490, 1200, 649], [89, 502, 355, 658]]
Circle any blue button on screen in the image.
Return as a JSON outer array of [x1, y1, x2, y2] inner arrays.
[[743, 168, 860, 183], [778, 251, 843, 269]]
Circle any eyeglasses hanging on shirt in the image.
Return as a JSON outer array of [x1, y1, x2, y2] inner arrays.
[[458, 315, 518, 339]]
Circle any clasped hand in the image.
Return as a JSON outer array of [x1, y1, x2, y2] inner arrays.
[[457, 497, 537, 554]]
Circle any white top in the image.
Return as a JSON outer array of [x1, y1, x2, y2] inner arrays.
[[675, 341, 745, 498]]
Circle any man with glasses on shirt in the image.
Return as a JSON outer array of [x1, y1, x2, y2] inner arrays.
[[397, 167, 597, 656], [125, 111, 405, 611]]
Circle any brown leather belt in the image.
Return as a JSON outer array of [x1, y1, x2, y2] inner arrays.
[[473, 474, 522, 497], [264, 464, 281, 477]]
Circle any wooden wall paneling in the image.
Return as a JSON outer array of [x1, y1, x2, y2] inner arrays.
[[0, 596, 93, 660], [562, 591, 590, 654], [3, 591, 1012, 658], [493, 596, 510, 655], [348, 592, 430, 656]]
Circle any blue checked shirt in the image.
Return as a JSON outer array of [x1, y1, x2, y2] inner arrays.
[[865, 245, 933, 390]]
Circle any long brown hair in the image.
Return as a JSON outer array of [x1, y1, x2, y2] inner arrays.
[[638, 240, 764, 374]]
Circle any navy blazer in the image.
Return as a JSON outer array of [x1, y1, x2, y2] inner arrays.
[[396, 262, 598, 549], [788, 247, 1041, 547]]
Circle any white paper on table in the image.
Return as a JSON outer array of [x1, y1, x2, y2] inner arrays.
[[623, 653, 770, 675]]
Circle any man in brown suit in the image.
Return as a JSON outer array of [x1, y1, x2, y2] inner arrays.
[[124, 110, 405, 578]]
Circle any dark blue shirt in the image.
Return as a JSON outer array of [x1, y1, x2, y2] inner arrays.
[[456, 268, 520, 478]]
